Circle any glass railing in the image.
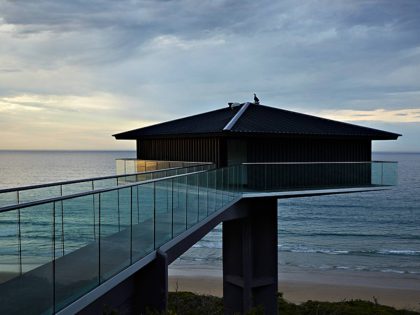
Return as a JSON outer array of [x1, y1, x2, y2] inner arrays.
[[0, 164, 214, 209], [242, 161, 397, 192], [116, 159, 210, 175], [0, 161, 396, 314], [0, 165, 240, 314]]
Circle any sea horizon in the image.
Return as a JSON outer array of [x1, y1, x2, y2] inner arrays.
[[0, 151, 419, 277], [2, 149, 420, 153]]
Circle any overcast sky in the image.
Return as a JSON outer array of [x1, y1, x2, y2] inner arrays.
[[0, 0, 419, 151]]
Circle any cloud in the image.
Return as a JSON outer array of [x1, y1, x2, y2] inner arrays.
[[315, 108, 420, 123], [0, 0, 420, 150]]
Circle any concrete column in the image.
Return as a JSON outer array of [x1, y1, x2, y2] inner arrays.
[[79, 250, 168, 314], [135, 250, 168, 313], [223, 198, 278, 315]]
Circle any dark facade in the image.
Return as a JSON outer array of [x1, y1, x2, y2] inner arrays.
[[136, 137, 224, 166], [115, 103, 400, 167], [135, 136, 371, 167]]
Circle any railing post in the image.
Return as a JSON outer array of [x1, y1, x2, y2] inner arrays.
[[61, 200, 65, 254], [153, 182, 156, 249], [92, 182, 96, 241], [206, 171, 209, 217], [52, 201, 56, 314], [197, 174, 200, 222], [17, 208, 22, 276], [130, 186, 133, 264], [185, 176, 189, 228], [117, 189, 121, 232], [98, 193, 102, 283], [221, 168, 224, 205], [381, 162, 384, 185], [171, 179, 174, 239]]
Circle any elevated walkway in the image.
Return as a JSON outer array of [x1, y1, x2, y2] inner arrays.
[[0, 162, 213, 207], [0, 161, 397, 314]]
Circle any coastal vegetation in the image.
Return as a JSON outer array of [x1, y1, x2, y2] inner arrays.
[[143, 291, 420, 315]]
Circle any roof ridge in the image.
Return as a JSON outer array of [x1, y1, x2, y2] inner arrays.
[[223, 102, 252, 131]]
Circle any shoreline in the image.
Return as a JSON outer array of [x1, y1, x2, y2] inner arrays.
[[169, 265, 420, 311]]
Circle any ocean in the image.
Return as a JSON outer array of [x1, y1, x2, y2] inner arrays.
[[0, 150, 419, 276]]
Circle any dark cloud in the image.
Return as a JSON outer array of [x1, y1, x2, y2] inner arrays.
[[0, 0, 420, 150]]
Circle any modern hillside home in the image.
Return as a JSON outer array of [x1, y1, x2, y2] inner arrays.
[[0, 102, 399, 315], [114, 102, 399, 167]]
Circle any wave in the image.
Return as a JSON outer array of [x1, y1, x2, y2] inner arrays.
[[174, 256, 420, 276], [193, 241, 222, 249], [278, 245, 420, 257], [278, 231, 420, 240], [193, 241, 420, 257], [377, 249, 420, 256]]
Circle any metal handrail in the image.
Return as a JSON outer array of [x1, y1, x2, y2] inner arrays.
[[0, 169, 211, 214], [0, 161, 397, 314], [0, 163, 212, 194], [242, 161, 397, 165], [0, 161, 396, 213]]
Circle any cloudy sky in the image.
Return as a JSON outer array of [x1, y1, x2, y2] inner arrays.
[[0, 0, 419, 151]]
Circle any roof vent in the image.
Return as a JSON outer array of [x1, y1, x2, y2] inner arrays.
[[228, 102, 241, 109]]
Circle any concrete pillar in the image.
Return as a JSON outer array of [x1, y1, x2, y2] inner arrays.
[[223, 198, 278, 315], [135, 250, 168, 313], [79, 250, 168, 314]]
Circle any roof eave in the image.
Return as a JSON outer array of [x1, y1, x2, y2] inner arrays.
[[114, 131, 401, 140]]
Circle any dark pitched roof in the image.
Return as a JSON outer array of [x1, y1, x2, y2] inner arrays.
[[113, 103, 401, 140]]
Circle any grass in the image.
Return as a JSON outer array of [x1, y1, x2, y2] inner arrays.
[[142, 291, 420, 315]]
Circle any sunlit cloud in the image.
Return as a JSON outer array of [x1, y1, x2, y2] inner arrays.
[[317, 108, 420, 123], [0, 93, 157, 150], [146, 35, 226, 51], [0, 0, 420, 151]]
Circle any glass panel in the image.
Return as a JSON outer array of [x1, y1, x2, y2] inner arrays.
[[155, 181, 172, 247], [165, 169, 177, 177], [99, 189, 130, 281], [371, 162, 381, 185], [146, 161, 157, 171], [160, 161, 170, 169], [177, 168, 187, 175], [382, 162, 398, 186], [198, 172, 208, 220], [0, 191, 18, 207], [215, 169, 223, 210], [186, 174, 199, 228], [119, 175, 137, 185], [54, 201, 64, 259], [0, 209, 20, 283], [115, 159, 125, 175], [136, 173, 152, 182], [0, 208, 23, 314], [55, 195, 98, 312], [93, 178, 117, 190], [207, 170, 216, 214], [19, 203, 54, 314], [19, 186, 61, 204], [132, 183, 154, 261], [100, 188, 131, 282], [135, 160, 146, 173], [125, 160, 136, 174], [152, 170, 166, 180], [62, 181, 92, 196], [173, 176, 187, 237]]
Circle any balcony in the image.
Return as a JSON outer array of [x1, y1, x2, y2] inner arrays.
[[0, 161, 397, 314]]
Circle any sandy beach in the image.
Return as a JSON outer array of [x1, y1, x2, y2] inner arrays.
[[169, 263, 420, 312]]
